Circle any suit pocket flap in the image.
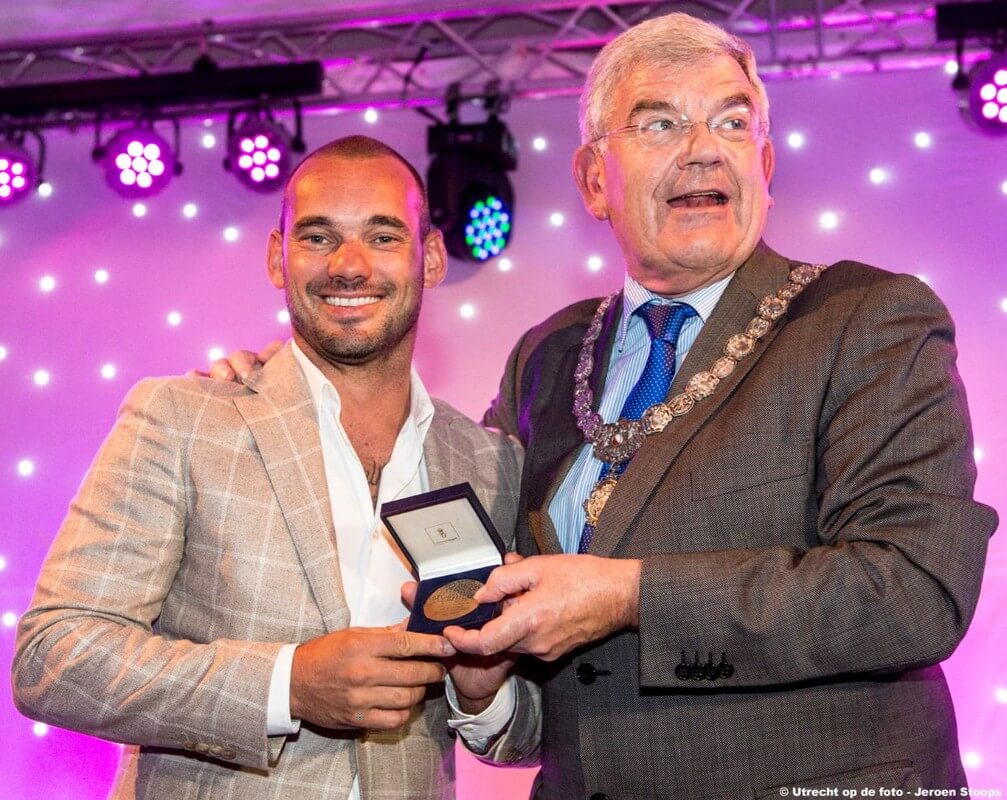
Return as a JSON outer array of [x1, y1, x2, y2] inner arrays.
[[756, 760, 918, 798], [691, 441, 810, 501]]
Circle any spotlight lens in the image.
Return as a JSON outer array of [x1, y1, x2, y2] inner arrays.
[[127, 141, 144, 157], [999, 107, 1007, 123], [265, 163, 280, 178], [0, 186, 10, 198], [240, 138, 255, 153], [137, 172, 153, 189], [983, 102, 999, 119], [981, 83, 997, 101], [11, 162, 24, 175], [148, 160, 165, 177], [251, 167, 265, 182], [120, 169, 137, 186], [0, 159, 7, 170], [238, 154, 254, 170], [11, 176, 25, 190], [115, 153, 131, 169], [252, 151, 267, 166], [143, 143, 161, 160], [996, 69, 1007, 86], [999, 88, 1007, 104], [254, 134, 269, 149], [266, 148, 281, 162], [132, 156, 148, 172]]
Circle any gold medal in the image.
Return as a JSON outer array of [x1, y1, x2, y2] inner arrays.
[[423, 579, 483, 622]]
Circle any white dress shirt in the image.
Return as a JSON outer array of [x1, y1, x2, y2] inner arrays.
[[266, 341, 513, 795]]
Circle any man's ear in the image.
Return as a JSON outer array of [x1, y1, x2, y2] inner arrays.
[[572, 144, 610, 221], [761, 137, 776, 184], [267, 228, 285, 290], [422, 229, 448, 289]]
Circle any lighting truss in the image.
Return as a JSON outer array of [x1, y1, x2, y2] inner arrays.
[[0, 1, 993, 128]]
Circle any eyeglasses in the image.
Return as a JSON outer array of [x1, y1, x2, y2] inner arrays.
[[593, 107, 766, 149]]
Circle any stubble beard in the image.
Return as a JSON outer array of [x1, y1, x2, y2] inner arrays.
[[286, 278, 423, 367]]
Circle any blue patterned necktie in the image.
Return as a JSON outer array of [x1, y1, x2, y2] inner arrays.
[[577, 301, 698, 553]]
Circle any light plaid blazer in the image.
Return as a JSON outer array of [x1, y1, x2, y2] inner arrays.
[[13, 344, 522, 800]]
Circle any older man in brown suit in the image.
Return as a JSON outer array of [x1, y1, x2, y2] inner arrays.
[[443, 13, 999, 800], [12, 137, 522, 799]]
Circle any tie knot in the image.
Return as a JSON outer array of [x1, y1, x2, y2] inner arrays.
[[637, 302, 698, 343]]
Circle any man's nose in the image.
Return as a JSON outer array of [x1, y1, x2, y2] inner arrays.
[[675, 122, 724, 168], [327, 240, 372, 281]]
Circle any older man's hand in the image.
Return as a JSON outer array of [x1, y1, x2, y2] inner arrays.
[[442, 554, 642, 662]]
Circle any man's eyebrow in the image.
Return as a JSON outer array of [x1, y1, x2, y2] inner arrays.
[[367, 215, 407, 230], [290, 216, 335, 234], [626, 93, 756, 122]]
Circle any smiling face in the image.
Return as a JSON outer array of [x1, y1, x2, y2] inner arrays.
[[267, 153, 446, 370], [573, 54, 775, 296]]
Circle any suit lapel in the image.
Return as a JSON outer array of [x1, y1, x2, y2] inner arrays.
[[590, 244, 796, 557], [527, 295, 623, 556], [234, 345, 351, 632]]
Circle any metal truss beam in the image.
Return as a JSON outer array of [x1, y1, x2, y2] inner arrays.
[[0, 0, 992, 126]]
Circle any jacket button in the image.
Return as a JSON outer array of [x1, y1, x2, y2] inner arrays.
[[590, 793, 611, 800], [576, 663, 598, 685]]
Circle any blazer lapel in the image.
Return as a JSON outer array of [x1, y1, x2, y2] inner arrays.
[[527, 295, 624, 556], [590, 244, 797, 557], [234, 345, 351, 632]]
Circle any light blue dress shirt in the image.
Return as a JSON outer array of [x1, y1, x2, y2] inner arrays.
[[547, 272, 734, 554]]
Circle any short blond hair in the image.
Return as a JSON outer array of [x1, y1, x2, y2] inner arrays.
[[579, 12, 770, 146]]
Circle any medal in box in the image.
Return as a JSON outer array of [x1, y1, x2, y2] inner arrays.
[[380, 482, 506, 634]]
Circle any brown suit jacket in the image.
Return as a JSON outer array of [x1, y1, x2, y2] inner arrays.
[[482, 244, 997, 799], [12, 344, 522, 800]]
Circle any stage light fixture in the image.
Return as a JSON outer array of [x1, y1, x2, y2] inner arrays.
[[427, 85, 518, 264], [937, 2, 1007, 135], [0, 130, 44, 207], [94, 121, 181, 198], [967, 54, 1007, 135], [225, 104, 305, 193]]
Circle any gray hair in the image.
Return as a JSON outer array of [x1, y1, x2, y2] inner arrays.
[[579, 12, 770, 147]]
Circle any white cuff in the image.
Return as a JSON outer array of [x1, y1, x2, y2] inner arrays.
[[266, 643, 301, 736], [445, 675, 516, 752]]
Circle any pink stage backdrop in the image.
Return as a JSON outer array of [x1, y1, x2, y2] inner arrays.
[[1, 65, 1005, 798]]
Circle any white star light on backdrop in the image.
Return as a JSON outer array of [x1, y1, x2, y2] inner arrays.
[[37, 182, 52, 197], [223, 226, 239, 242], [363, 108, 379, 124], [963, 752, 983, 770], [94, 268, 110, 284], [207, 347, 225, 362], [166, 311, 182, 327], [183, 203, 198, 219], [497, 257, 513, 272], [549, 212, 565, 227], [914, 131, 932, 149], [0, 555, 6, 571], [818, 211, 839, 231], [459, 303, 476, 320], [532, 137, 548, 151], [868, 167, 889, 185], [277, 309, 290, 324], [100, 363, 117, 380], [17, 459, 35, 477], [132, 202, 147, 218], [786, 132, 806, 149], [2, 611, 17, 627], [996, 687, 1007, 704], [31, 723, 48, 738], [39, 275, 56, 293], [1000, 298, 1007, 313], [32, 369, 50, 387], [201, 133, 216, 149], [587, 255, 603, 272]]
